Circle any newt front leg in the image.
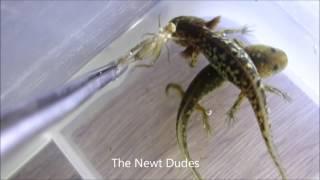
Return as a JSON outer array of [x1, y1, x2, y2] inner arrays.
[[167, 44, 288, 179], [227, 45, 291, 124], [169, 16, 288, 180]]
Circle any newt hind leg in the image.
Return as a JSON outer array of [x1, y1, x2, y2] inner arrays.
[[166, 83, 212, 134], [226, 85, 291, 127], [226, 92, 245, 127], [195, 103, 212, 135], [264, 84, 292, 102]]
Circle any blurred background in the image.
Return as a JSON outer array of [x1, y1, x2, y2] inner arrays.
[[1, 1, 319, 179]]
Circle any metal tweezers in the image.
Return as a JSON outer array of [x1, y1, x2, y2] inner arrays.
[[1, 62, 128, 158]]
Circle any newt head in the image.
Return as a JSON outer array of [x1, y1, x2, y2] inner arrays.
[[169, 16, 207, 47], [245, 45, 288, 78]]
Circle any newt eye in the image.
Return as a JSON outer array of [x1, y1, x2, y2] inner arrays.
[[273, 64, 279, 71], [270, 48, 276, 53]]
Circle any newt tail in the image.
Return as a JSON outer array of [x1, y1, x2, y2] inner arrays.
[[169, 16, 287, 179]]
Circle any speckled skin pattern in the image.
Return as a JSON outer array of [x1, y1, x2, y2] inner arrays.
[[178, 44, 288, 123], [169, 16, 287, 180]]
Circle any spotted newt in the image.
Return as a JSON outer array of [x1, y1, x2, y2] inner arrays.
[[168, 16, 288, 179]]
